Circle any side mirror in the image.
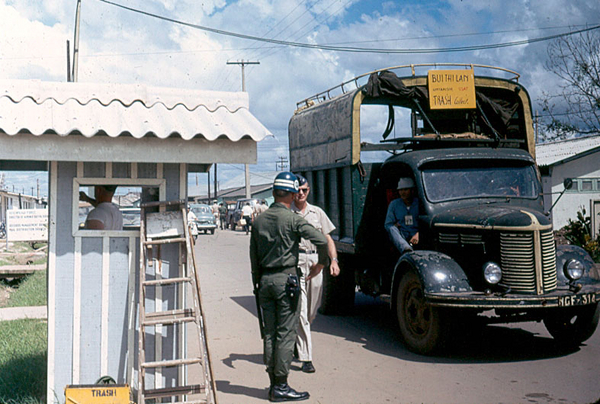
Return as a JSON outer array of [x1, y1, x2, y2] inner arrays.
[[563, 178, 573, 190]]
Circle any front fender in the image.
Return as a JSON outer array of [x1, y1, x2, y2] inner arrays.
[[556, 244, 599, 285], [391, 251, 472, 306]]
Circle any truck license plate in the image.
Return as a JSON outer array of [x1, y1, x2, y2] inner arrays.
[[558, 293, 597, 307]]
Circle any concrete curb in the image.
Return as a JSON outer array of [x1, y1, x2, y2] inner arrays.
[[0, 305, 47, 321]]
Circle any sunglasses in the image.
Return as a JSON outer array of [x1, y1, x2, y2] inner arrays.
[[298, 188, 309, 194]]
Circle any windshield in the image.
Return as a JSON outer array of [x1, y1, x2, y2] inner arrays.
[[422, 165, 539, 203], [192, 206, 211, 215]]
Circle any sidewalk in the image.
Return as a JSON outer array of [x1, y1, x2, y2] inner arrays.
[[0, 305, 47, 321]]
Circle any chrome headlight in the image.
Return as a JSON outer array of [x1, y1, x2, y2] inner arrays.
[[563, 259, 584, 281], [483, 262, 502, 285]]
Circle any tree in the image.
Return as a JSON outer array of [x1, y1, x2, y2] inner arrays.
[[539, 29, 600, 142]]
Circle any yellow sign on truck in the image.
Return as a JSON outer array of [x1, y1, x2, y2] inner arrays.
[[65, 384, 131, 404], [427, 69, 476, 109]]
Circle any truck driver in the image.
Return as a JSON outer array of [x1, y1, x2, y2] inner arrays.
[[384, 177, 419, 254]]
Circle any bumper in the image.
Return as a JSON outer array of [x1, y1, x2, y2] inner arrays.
[[195, 222, 217, 230], [426, 284, 600, 309]]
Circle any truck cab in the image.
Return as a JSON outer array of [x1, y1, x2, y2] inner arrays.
[[289, 64, 600, 354]]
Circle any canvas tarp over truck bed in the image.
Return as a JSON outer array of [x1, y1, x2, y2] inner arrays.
[[289, 68, 535, 172]]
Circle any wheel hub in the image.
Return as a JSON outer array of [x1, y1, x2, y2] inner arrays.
[[405, 286, 431, 336]]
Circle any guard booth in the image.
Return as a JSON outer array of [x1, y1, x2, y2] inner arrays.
[[0, 80, 271, 403]]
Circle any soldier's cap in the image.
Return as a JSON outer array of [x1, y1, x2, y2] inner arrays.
[[397, 177, 415, 190], [296, 174, 308, 186], [273, 172, 299, 193]]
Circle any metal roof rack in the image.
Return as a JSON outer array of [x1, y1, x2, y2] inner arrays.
[[295, 63, 520, 110], [360, 136, 525, 153]]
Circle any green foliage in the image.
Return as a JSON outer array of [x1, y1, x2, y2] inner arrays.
[[0, 319, 47, 403], [562, 207, 600, 262], [0, 243, 48, 403], [6, 270, 47, 308]]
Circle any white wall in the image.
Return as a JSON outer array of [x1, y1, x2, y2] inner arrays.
[[546, 151, 600, 230]]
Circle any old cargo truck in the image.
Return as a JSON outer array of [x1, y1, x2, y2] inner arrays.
[[288, 64, 600, 354]]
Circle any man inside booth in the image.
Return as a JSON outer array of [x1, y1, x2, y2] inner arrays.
[[79, 185, 123, 230], [384, 177, 419, 254]]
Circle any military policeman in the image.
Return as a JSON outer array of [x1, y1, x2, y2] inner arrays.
[[250, 172, 328, 402]]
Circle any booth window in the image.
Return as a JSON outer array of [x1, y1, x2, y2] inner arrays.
[[73, 178, 166, 236]]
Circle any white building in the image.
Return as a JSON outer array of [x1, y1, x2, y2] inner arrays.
[[0, 190, 46, 224], [536, 134, 600, 236]]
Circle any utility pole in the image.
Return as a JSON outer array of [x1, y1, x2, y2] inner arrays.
[[227, 60, 260, 198], [214, 164, 218, 201], [72, 0, 82, 82], [66, 40, 71, 82], [207, 169, 211, 203], [276, 156, 288, 171]]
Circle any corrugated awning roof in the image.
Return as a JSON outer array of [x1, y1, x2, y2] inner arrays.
[[0, 80, 271, 141], [536, 134, 600, 167]]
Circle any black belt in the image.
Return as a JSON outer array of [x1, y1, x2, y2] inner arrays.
[[299, 249, 317, 254], [261, 266, 297, 275]]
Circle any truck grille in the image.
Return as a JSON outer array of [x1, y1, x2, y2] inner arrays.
[[540, 230, 558, 291], [439, 233, 482, 245], [500, 230, 557, 294]]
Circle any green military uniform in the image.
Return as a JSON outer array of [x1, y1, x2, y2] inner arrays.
[[218, 204, 227, 229], [250, 202, 328, 380]]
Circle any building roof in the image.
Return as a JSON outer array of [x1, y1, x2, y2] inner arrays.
[[220, 171, 280, 190], [536, 134, 600, 167], [0, 80, 271, 141], [218, 183, 273, 200], [188, 171, 279, 201]]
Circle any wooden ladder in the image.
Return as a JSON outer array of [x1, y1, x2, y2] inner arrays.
[[138, 200, 217, 404]]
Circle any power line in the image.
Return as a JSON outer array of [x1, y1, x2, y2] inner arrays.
[[239, 0, 311, 62], [94, 0, 600, 54], [323, 23, 598, 46], [252, 0, 346, 61], [252, 0, 353, 62], [218, 1, 311, 89]]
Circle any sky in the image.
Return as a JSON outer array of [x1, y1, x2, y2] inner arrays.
[[1, 0, 599, 198]]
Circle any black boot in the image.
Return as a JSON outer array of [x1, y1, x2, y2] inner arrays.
[[268, 372, 275, 396], [269, 376, 309, 402]]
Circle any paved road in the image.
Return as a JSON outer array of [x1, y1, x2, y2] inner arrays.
[[196, 228, 600, 404]]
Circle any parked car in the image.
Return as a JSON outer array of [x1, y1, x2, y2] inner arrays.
[[229, 198, 260, 231], [189, 204, 217, 235]]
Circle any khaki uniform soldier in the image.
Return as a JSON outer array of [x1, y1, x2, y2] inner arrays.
[[291, 174, 340, 374], [250, 172, 328, 402]]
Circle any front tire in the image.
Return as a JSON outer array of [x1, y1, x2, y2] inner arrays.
[[544, 303, 599, 346], [396, 271, 444, 355]]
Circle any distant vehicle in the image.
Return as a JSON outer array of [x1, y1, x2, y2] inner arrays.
[[190, 204, 217, 235], [229, 198, 260, 231]]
